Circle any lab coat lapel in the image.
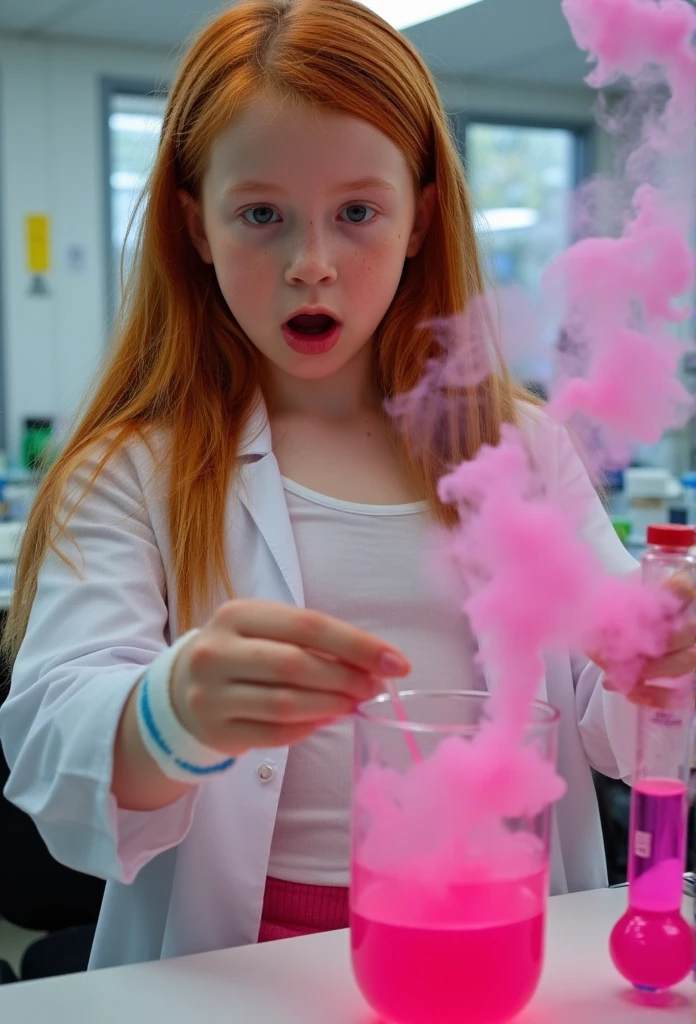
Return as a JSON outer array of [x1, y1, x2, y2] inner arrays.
[[236, 395, 306, 609]]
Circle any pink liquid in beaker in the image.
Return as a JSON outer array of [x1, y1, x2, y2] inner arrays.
[[610, 778, 691, 990], [351, 866, 546, 1024]]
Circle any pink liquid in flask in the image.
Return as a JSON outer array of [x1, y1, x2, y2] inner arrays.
[[351, 865, 546, 1024], [610, 777, 692, 991], [609, 526, 695, 991]]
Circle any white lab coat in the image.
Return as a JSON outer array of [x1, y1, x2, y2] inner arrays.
[[0, 398, 637, 969]]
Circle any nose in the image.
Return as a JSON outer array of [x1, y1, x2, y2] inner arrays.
[[284, 222, 337, 286]]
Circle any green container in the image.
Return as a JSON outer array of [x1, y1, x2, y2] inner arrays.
[[611, 517, 632, 546], [22, 418, 53, 472]]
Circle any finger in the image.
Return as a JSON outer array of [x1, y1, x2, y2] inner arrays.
[[627, 679, 695, 710], [216, 600, 411, 676], [593, 623, 696, 668], [192, 634, 383, 701], [662, 622, 696, 654], [642, 649, 696, 679], [211, 717, 342, 756], [602, 676, 669, 706], [628, 682, 673, 709], [591, 651, 608, 671], [215, 681, 362, 725], [662, 571, 696, 609]]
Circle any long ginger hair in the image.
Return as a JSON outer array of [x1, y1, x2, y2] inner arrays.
[[4, 0, 525, 664]]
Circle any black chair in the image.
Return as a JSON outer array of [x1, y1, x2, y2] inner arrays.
[[592, 771, 630, 886], [0, 620, 104, 978], [0, 739, 104, 978], [0, 959, 17, 984], [0, 740, 104, 932], [20, 925, 97, 980]]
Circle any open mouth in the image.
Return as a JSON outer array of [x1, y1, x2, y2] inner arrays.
[[281, 313, 343, 354], [285, 313, 338, 335]]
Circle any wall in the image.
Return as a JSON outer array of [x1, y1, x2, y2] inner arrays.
[[0, 33, 178, 462], [0, 35, 600, 464], [439, 74, 598, 123], [439, 74, 610, 170]]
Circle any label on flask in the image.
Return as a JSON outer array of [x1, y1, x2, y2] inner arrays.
[[634, 831, 652, 859]]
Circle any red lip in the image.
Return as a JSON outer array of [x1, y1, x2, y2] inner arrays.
[[281, 305, 343, 356], [281, 321, 343, 355], [283, 305, 342, 326]]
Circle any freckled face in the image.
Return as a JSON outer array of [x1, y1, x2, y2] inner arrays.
[[182, 95, 433, 382]]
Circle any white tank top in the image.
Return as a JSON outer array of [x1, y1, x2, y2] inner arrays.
[[267, 477, 480, 886]]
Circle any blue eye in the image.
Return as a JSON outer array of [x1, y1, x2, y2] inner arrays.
[[340, 204, 376, 224], [242, 206, 281, 226]]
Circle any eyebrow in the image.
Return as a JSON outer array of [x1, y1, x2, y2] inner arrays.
[[223, 176, 398, 198]]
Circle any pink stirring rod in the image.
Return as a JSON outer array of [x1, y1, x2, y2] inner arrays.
[[385, 679, 422, 763]]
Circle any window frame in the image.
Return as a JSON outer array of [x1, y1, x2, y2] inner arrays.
[[451, 112, 594, 190], [101, 77, 169, 328], [448, 113, 595, 388], [0, 70, 7, 451]]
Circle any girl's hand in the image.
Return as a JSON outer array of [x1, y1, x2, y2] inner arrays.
[[601, 574, 696, 707], [169, 599, 411, 757]]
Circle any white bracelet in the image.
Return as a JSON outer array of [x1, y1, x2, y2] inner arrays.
[[135, 630, 236, 784]]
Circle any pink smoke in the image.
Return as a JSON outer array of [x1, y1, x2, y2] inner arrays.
[[562, 0, 696, 137], [546, 185, 693, 457], [443, 0, 696, 780], [358, 0, 696, 887], [384, 286, 548, 441]]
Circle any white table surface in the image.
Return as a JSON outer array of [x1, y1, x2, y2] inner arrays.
[[0, 888, 692, 1023]]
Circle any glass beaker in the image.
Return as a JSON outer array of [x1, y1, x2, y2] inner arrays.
[[350, 691, 560, 1024]]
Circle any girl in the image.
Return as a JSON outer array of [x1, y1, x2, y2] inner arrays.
[[0, 0, 693, 971]]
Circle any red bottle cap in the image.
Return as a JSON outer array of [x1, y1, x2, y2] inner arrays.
[[646, 524, 696, 547]]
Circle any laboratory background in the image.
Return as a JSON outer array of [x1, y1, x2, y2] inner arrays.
[[0, 0, 693, 1009]]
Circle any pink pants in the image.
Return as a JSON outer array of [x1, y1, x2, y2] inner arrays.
[[257, 877, 350, 943]]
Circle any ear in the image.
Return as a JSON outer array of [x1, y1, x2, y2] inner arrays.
[[178, 189, 214, 264], [406, 182, 436, 259]]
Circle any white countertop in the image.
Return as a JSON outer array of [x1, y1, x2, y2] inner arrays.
[[0, 888, 692, 1023]]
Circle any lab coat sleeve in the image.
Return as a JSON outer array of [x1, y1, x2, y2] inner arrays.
[[552, 422, 639, 781], [0, 442, 199, 884]]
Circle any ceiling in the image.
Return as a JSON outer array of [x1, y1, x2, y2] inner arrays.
[[0, 0, 593, 88]]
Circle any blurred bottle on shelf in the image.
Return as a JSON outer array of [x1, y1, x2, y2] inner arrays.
[[22, 418, 53, 473], [624, 468, 681, 543], [680, 472, 696, 524]]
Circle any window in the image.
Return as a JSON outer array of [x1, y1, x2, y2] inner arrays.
[[463, 121, 588, 296], [105, 87, 167, 319]]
